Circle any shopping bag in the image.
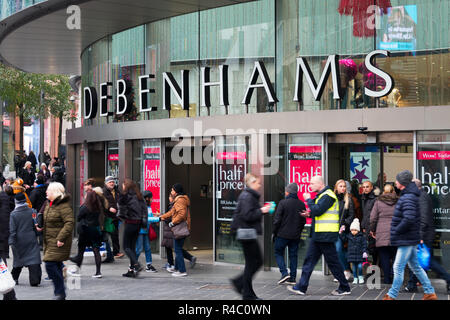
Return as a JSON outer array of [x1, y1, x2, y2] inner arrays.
[[104, 217, 115, 233], [0, 258, 16, 294], [171, 221, 190, 239], [417, 243, 431, 271], [148, 224, 157, 241]]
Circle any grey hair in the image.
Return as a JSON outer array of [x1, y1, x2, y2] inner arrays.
[[47, 182, 65, 200]]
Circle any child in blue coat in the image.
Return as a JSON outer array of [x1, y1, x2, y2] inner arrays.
[[340, 218, 368, 284]]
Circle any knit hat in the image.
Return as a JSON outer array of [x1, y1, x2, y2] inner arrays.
[[396, 170, 413, 187], [286, 183, 299, 194], [350, 218, 360, 232], [15, 193, 26, 203], [172, 183, 184, 195], [105, 176, 115, 184], [143, 191, 153, 199]]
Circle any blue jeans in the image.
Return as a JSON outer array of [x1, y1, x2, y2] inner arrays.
[[136, 234, 152, 264], [351, 262, 363, 278], [387, 245, 435, 299], [407, 248, 450, 289], [295, 240, 350, 293], [335, 237, 350, 271], [174, 238, 186, 273], [274, 237, 299, 279], [45, 261, 65, 297]]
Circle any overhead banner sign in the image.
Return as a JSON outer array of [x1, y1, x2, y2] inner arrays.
[[216, 150, 247, 221], [289, 145, 322, 225], [143, 147, 161, 216], [417, 146, 450, 232]]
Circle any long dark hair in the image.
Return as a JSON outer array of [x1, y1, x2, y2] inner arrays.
[[122, 178, 143, 201], [84, 190, 100, 213]]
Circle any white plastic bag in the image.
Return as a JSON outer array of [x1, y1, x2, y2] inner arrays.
[[0, 258, 16, 294]]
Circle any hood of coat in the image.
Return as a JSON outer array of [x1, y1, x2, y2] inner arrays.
[[51, 194, 72, 206], [175, 194, 190, 207], [401, 182, 420, 197], [377, 192, 398, 206], [243, 187, 261, 200]]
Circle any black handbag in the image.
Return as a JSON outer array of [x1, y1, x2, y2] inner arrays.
[[171, 221, 190, 239]]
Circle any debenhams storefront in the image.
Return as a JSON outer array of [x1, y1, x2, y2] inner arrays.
[[4, 0, 449, 273]]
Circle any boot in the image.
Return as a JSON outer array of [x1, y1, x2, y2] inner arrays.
[[382, 294, 395, 300], [122, 269, 136, 278], [422, 293, 438, 300]]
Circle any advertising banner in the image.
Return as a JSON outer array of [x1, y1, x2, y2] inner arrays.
[[288, 145, 322, 225], [143, 147, 161, 215], [350, 152, 379, 184], [216, 151, 246, 221], [107, 144, 119, 184]]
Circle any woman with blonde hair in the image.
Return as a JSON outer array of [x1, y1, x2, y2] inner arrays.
[[369, 183, 398, 284], [333, 179, 355, 282]]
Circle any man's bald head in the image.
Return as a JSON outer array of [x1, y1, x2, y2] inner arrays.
[[309, 176, 325, 193]]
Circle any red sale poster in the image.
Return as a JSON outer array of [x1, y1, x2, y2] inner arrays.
[[143, 147, 161, 215], [288, 145, 322, 225]]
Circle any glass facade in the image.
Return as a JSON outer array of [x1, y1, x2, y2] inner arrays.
[[0, 0, 46, 21]]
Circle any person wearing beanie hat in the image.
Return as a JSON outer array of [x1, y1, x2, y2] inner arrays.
[[395, 170, 413, 187], [383, 171, 437, 300], [102, 176, 122, 260], [12, 179, 32, 208], [172, 183, 184, 195], [273, 182, 306, 285], [340, 218, 367, 284], [9, 187, 42, 287], [104, 176, 115, 184]]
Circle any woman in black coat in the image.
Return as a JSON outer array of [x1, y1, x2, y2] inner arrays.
[[69, 190, 103, 278], [230, 173, 270, 300], [8, 193, 42, 287]]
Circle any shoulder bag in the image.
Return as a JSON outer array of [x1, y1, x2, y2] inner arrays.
[[0, 258, 16, 294]]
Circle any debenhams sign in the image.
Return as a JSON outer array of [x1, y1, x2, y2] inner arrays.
[[83, 50, 394, 119]]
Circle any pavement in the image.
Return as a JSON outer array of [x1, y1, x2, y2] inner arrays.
[[6, 249, 450, 301]]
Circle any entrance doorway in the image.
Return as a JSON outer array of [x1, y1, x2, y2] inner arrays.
[[165, 142, 214, 263], [328, 132, 414, 192]]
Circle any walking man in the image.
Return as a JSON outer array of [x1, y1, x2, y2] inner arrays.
[[273, 183, 306, 285], [383, 170, 437, 300], [287, 176, 351, 296], [102, 176, 123, 259]]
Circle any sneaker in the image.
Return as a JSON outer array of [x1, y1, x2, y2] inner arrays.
[[92, 273, 102, 278], [114, 253, 124, 258], [331, 289, 351, 296], [190, 256, 197, 268], [285, 277, 297, 285], [67, 267, 81, 277], [358, 276, 365, 284], [102, 258, 114, 263], [333, 278, 339, 282], [422, 293, 438, 300], [44, 276, 52, 281], [146, 264, 157, 273], [166, 265, 176, 273], [133, 264, 144, 273], [172, 271, 187, 277], [287, 285, 305, 295], [352, 278, 358, 284], [344, 270, 353, 281], [278, 275, 290, 285], [382, 294, 395, 300], [122, 269, 136, 278]]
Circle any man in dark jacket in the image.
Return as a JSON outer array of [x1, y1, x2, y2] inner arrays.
[[30, 175, 47, 250], [0, 185, 17, 299], [287, 176, 350, 296], [273, 183, 306, 285], [383, 170, 437, 300], [405, 179, 450, 294], [102, 176, 122, 258]]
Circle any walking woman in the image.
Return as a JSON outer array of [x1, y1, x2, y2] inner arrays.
[[9, 193, 42, 287], [69, 190, 103, 278], [157, 183, 191, 277], [370, 183, 398, 284], [117, 178, 147, 278], [334, 179, 355, 282], [37, 182, 74, 300], [230, 173, 271, 300]]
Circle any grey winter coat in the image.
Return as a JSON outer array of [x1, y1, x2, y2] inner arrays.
[[369, 193, 398, 247], [8, 202, 42, 268]]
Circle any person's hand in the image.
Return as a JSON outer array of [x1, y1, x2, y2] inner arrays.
[[339, 225, 346, 234], [261, 205, 270, 214], [300, 209, 310, 218], [420, 240, 424, 244], [24, 184, 30, 189], [109, 207, 117, 214], [35, 224, 43, 232], [363, 252, 368, 259], [153, 212, 160, 217], [57, 241, 64, 247], [303, 193, 311, 201], [370, 231, 376, 239]]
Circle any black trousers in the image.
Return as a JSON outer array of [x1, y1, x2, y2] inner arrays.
[[377, 246, 397, 284], [232, 239, 263, 300], [165, 247, 194, 267], [111, 219, 120, 255], [11, 264, 42, 286], [123, 223, 140, 268]]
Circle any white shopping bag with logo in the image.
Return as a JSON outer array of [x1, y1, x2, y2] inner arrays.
[[0, 258, 16, 294]]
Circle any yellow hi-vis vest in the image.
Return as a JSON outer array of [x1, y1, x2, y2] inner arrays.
[[314, 189, 340, 233]]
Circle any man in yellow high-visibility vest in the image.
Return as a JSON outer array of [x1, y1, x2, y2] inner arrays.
[[287, 176, 351, 296]]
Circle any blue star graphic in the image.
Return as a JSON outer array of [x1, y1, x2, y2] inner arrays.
[[350, 156, 359, 174], [359, 156, 370, 168]]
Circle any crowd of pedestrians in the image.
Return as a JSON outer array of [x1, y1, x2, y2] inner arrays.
[[1, 167, 449, 301]]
